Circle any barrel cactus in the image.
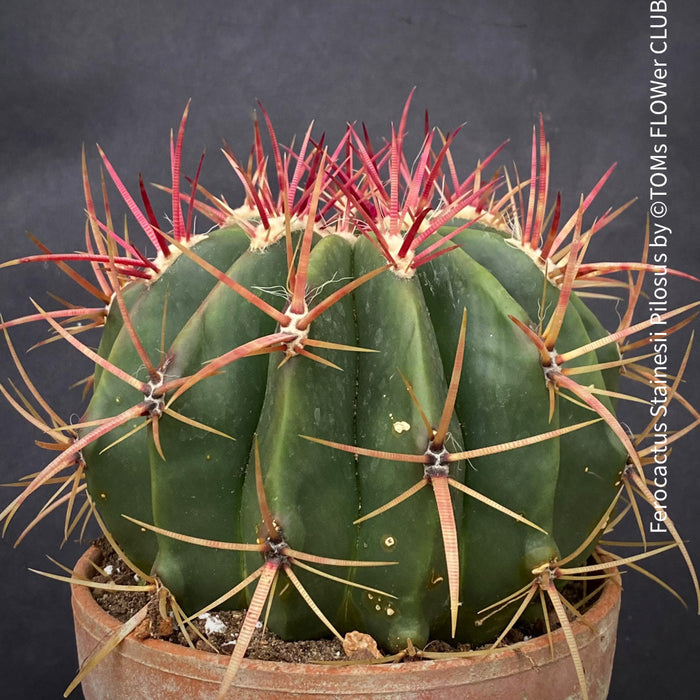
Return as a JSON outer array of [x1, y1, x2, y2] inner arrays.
[[2, 96, 698, 699]]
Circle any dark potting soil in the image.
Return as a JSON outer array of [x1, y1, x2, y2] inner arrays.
[[88, 537, 596, 664]]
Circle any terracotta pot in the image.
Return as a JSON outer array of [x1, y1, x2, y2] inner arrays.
[[71, 546, 620, 699]]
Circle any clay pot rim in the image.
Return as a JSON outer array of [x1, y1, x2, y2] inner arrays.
[[72, 545, 621, 676]]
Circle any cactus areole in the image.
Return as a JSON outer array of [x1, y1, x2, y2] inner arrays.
[[2, 96, 699, 698]]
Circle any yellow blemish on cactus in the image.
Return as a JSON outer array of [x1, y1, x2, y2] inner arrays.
[[382, 535, 397, 551]]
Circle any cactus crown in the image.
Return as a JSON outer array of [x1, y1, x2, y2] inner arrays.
[[2, 96, 699, 700]]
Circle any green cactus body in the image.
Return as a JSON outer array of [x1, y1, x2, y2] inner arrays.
[[418, 245, 560, 643], [450, 223, 628, 562], [7, 107, 675, 683], [4, 102, 700, 700], [83, 226, 252, 571], [239, 233, 359, 640], [147, 231, 291, 611], [79, 212, 628, 653], [352, 235, 465, 651]]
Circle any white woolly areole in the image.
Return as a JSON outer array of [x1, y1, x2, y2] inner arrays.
[[248, 213, 307, 251], [150, 233, 210, 282], [223, 204, 259, 226], [453, 206, 569, 288], [280, 302, 310, 356], [385, 233, 415, 279], [453, 205, 509, 232]]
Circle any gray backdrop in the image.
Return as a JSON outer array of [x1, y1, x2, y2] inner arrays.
[[1, 1, 698, 698]]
